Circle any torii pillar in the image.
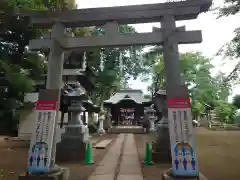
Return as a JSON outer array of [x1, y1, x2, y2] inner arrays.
[[151, 17, 187, 162], [162, 16, 182, 86], [161, 16, 199, 179], [18, 22, 68, 180], [46, 23, 65, 167]]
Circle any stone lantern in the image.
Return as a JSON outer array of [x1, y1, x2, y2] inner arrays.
[[144, 104, 156, 132], [152, 89, 171, 163], [56, 82, 88, 162]]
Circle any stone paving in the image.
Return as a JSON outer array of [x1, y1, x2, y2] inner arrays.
[[88, 133, 124, 180], [88, 133, 143, 180], [117, 133, 143, 180]]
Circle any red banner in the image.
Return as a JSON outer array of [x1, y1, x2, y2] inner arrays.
[[36, 100, 57, 110], [167, 98, 190, 108]]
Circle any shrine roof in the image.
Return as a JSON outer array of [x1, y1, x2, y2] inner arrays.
[[104, 89, 151, 105]]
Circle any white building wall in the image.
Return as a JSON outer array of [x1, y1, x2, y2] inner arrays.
[[18, 108, 98, 141]]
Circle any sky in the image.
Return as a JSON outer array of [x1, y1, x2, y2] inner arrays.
[[76, 0, 240, 99]]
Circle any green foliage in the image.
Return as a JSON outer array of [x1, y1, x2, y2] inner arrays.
[[234, 109, 240, 124], [233, 94, 240, 108], [215, 102, 236, 124], [216, 0, 240, 83], [146, 51, 235, 122], [42, 0, 77, 11], [0, 0, 45, 108], [147, 52, 230, 105], [191, 101, 205, 119], [83, 25, 149, 107], [1, 0, 76, 11], [0, 0, 76, 134], [217, 0, 240, 17]]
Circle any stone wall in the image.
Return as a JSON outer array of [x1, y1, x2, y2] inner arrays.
[[207, 121, 240, 131]]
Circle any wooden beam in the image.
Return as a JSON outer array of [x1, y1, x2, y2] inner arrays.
[[29, 31, 202, 50], [19, 0, 212, 28]]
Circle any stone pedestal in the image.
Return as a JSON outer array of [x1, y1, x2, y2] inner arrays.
[[152, 89, 172, 163], [83, 125, 90, 142], [162, 169, 206, 180], [152, 116, 172, 163], [56, 98, 87, 162], [149, 118, 155, 132], [19, 167, 69, 180], [56, 138, 86, 162]]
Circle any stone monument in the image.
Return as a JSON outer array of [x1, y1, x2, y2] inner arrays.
[[104, 111, 112, 132], [56, 82, 88, 162], [144, 104, 156, 132], [152, 89, 172, 163], [97, 110, 106, 134]]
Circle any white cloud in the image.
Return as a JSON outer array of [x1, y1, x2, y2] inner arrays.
[[76, 0, 240, 96]]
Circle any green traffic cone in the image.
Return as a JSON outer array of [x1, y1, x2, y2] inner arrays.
[[84, 143, 94, 165], [144, 142, 154, 165]]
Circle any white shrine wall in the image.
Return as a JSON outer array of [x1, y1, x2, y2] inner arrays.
[[20, 89, 99, 141], [18, 106, 99, 141]]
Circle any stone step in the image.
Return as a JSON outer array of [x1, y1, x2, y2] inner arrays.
[[93, 140, 112, 149], [110, 126, 145, 133]]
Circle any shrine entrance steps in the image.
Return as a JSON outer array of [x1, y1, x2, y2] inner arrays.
[[88, 133, 143, 180], [109, 126, 145, 134]]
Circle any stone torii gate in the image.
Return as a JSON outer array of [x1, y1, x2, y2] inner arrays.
[[20, 0, 212, 179]]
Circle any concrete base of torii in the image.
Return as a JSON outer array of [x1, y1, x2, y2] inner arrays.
[[162, 169, 208, 180], [19, 166, 69, 180]]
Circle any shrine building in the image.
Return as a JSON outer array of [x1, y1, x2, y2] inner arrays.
[[104, 89, 152, 126]]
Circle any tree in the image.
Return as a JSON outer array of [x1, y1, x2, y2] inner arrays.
[[191, 100, 204, 120], [0, 0, 44, 134], [0, 0, 153, 134], [0, 0, 76, 134], [216, 0, 240, 83], [233, 94, 240, 109], [81, 25, 149, 107], [146, 51, 233, 120], [147, 52, 224, 103], [215, 102, 236, 124]]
